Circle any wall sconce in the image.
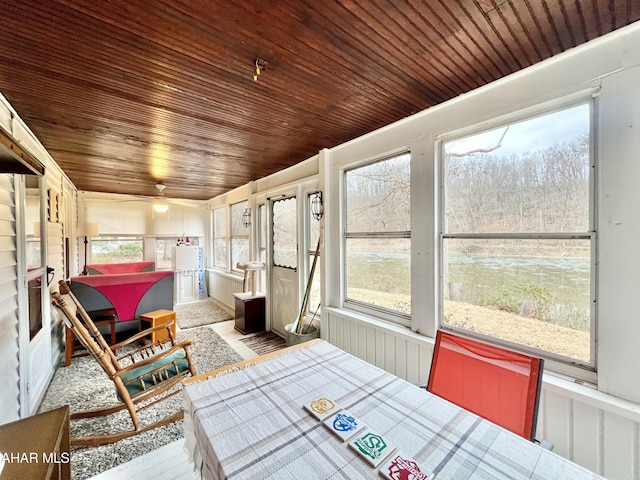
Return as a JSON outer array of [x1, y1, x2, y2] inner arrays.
[[311, 191, 324, 221], [77, 222, 99, 275], [242, 208, 251, 228]]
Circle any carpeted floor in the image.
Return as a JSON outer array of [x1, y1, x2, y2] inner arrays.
[[175, 300, 233, 329], [38, 326, 243, 480], [239, 331, 287, 355]]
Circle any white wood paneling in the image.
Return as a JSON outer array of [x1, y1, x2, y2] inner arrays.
[[0, 174, 19, 424], [207, 269, 243, 310], [325, 308, 433, 385], [572, 402, 602, 474]]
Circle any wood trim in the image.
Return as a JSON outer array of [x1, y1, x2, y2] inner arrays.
[[0, 125, 45, 176]]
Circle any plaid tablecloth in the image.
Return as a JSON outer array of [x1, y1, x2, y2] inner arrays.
[[183, 340, 603, 480]]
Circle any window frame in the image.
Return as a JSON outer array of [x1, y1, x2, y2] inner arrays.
[[271, 195, 297, 270], [89, 235, 144, 264], [212, 206, 227, 270], [342, 152, 412, 327], [306, 191, 322, 319], [437, 98, 597, 380], [230, 200, 249, 272]]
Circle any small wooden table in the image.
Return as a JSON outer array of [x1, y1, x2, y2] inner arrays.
[[138, 309, 177, 343], [0, 405, 70, 480]]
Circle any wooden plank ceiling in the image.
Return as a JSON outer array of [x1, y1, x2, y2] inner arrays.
[[0, 1, 638, 200]]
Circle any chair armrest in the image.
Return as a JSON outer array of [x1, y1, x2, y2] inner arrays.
[[110, 320, 176, 351]]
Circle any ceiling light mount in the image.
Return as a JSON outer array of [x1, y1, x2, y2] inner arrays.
[[152, 183, 169, 214], [253, 59, 269, 82]]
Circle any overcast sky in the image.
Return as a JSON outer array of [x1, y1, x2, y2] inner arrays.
[[446, 103, 589, 158]]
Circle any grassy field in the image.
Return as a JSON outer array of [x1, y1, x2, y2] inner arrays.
[[348, 288, 590, 362], [445, 300, 590, 362]]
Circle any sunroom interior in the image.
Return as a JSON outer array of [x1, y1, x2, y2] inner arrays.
[[2, 2, 640, 479]]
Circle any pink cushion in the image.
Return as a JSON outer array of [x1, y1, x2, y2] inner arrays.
[[86, 261, 155, 274], [71, 271, 173, 322]]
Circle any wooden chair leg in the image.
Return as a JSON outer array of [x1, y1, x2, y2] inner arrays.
[[109, 318, 116, 345], [65, 326, 74, 367]]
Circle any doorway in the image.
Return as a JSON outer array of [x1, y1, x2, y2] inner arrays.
[[269, 196, 298, 336]]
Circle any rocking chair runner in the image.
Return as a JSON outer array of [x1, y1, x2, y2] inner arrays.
[[51, 280, 197, 446]]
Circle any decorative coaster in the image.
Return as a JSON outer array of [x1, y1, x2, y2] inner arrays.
[[303, 397, 340, 420], [323, 410, 366, 441], [349, 429, 396, 467], [379, 451, 433, 480]]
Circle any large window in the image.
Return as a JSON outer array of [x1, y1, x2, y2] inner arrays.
[[91, 236, 144, 263], [441, 103, 594, 369], [212, 207, 226, 268], [230, 201, 249, 269], [344, 153, 411, 324], [272, 197, 297, 269]]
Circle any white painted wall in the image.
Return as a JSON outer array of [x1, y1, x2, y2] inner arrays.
[[0, 92, 77, 422], [209, 22, 640, 478]]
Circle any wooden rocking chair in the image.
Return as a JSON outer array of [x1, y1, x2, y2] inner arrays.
[[51, 280, 197, 446]]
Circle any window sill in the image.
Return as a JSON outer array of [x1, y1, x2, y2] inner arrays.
[[543, 373, 640, 423], [325, 306, 640, 423]]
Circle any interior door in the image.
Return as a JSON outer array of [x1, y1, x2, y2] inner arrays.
[[270, 196, 298, 337], [23, 176, 52, 414]]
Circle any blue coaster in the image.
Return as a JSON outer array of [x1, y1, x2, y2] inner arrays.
[[323, 410, 366, 441]]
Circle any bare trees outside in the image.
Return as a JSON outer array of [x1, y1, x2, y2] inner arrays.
[[442, 103, 593, 365]]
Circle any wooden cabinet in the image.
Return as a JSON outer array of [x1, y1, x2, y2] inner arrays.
[[233, 293, 265, 334], [139, 309, 177, 343], [0, 405, 70, 480]]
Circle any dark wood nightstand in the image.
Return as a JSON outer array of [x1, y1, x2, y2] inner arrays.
[[233, 292, 265, 334]]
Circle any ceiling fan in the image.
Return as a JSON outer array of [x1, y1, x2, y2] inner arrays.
[[104, 183, 203, 210], [151, 184, 170, 213]]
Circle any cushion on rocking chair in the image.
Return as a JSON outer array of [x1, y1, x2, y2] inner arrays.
[[118, 350, 191, 399]]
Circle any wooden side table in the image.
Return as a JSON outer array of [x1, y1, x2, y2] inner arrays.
[[138, 309, 177, 343], [0, 405, 70, 479], [233, 292, 265, 334]]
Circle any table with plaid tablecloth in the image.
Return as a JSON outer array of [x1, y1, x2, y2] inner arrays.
[[183, 339, 603, 480]]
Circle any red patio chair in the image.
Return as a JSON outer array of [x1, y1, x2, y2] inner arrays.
[[427, 330, 544, 442]]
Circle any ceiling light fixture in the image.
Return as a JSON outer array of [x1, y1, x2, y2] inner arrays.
[[152, 183, 169, 214], [253, 59, 268, 82], [153, 201, 169, 214]]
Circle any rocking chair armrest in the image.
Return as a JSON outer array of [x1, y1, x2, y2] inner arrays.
[[114, 342, 193, 377], [115, 338, 194, 364], [110, 320, 177, 350]]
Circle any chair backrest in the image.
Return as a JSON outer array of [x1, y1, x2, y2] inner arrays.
[[51, 281, 120, 376], [427, 330, 543, 441]]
